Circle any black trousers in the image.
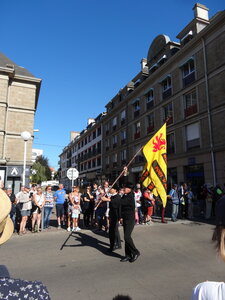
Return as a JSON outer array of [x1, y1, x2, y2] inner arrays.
[[109, 218, 121, 249], [123, 218, 139, 257]]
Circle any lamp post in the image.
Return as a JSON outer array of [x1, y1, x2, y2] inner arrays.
[[21, 131, 31, 186]]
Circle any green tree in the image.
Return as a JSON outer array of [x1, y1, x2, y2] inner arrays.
[[31, 155, 52, 184]]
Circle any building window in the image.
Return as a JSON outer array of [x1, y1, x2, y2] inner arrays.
[[133, 99, 140, 118], [134, 144, 144, 163], [167, 133, 175, 154], [146, 113, 154, 133], [97, 127, 101, 136], [184, 90, 197, 118], [112, 135, 118, 148], [105, 139, 109, 151], [162, 76, 172, 99], [92, 159, 96, 168], [162, 103, 173, 124], [97, 141, 101, 154], [134, 121, 141, 139], [97, 157, 101, 166], [121, 110, 126, 125], [105, 123, 110, 135], [92, 130, 96, 140], [112, 117, 117, 131], [106, 156, 109, 168], [146, 89, 154, 109], [186, 122, 200, 150], [182, 59, 195, 87], [121, 149, 127, 165], [120, 129, 126, 144], [112, 153, 117, 167]]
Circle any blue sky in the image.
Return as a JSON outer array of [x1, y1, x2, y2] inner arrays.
[[1, 0, 224, 169]]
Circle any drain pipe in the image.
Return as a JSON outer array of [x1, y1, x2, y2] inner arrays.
[[202, 37, 216, 186]]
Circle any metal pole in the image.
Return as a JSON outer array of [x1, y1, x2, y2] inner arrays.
[[22, 140, 27, 186], [71, 169, 74, 190]]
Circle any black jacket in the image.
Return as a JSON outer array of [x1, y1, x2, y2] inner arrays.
[[109, 194, 121, 220], [121, 192, 135, 220]]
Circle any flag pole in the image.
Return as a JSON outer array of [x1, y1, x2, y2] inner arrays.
[[94, 146, 144, 210]]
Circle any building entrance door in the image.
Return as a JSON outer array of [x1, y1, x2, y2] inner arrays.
[[7, 176, 21, 194]]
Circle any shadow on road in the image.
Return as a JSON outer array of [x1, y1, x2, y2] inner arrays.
[[60, 232, 123, 259]]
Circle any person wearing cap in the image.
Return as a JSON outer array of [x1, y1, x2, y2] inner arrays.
[[192, 195, 225, 299], [120, 182, 140, 263], [0, 188, 51, 299]]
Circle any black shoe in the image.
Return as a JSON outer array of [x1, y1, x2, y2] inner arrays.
[[120, 256, 131, 262], [129, 253, 140, 263]]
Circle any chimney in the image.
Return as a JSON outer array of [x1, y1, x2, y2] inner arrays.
[[193, 3, 209, 21], [70, 131, 80, 142], [141, 58, 148, 72]]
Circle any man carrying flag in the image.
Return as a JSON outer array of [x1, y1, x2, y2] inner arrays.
[[140, 123, 167, 223]]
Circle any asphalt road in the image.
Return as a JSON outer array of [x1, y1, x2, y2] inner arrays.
[[1, 220, 224, 300]]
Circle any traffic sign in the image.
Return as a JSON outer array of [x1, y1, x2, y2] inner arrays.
[[67, 168, 79, 180]]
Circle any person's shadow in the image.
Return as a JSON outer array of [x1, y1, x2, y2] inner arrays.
[[60, 232, 123, 259]]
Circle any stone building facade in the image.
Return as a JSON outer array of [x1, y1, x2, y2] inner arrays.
[[102, 4, 225, 193], [0, 53, 41, 192], [59, 4, 225, 194], [59, 113, 105, 189]]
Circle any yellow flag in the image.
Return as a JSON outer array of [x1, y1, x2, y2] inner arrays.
[[140, 123, 167, 207]]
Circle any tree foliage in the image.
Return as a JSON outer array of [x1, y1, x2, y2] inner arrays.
[[31, 155, 52, 184]]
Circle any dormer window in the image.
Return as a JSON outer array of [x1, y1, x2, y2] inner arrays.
[[149, 63, 158, 73], [157, 55, 167, 66], [181, 30, 193, 45]]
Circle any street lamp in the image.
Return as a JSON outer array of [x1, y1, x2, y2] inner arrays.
[[21, 131, 31, 186]]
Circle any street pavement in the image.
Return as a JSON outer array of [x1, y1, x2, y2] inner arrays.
[[1, 219, 225, 300]]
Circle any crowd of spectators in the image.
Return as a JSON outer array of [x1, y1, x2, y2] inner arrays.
[[1, 180, 225, 235]]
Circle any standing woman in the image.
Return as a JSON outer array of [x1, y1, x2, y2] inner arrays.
[[120, 182, 140, 262], [32, 187, 45, 233], [82, 186, 94, 227], [43, 186, 54, 229]]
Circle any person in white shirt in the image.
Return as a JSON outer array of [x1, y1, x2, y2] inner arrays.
[[32, 187, 45, 233], [134, 184, 143, 224], [192, 195, 225, 300]]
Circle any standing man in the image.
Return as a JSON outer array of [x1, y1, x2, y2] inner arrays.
[[120, 182, 140, 263], [6, 188, 16, 231], [54, 184, 66, 229], [102, 185, 121, 252], [168, 184, 179, 222]]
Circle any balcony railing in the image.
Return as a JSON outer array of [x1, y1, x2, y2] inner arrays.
[[183, 72, 195, 87], [121, 119, 126, 125], [164, 116, 173, 125], [134, 132, 140, 139], [121, 138, 126, 145], [184, 104, 197, 118], [162, 88, 172, 100], [112, 125, 117, 131], [146, 101, 154, 110], [147, 125, 154, 134], [113, 143, 117, 148], [134, 110, 140, 118]]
